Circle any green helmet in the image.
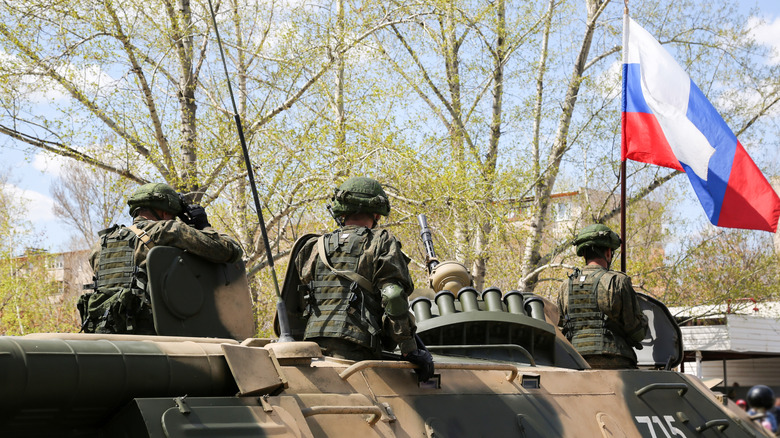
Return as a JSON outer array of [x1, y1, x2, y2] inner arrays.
[[330, 177, 390, 217], [127, 183, 184, 217], [573, 224, 621, 257]]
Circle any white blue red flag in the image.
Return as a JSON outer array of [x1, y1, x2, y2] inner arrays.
[[622, 17, 780, 232]]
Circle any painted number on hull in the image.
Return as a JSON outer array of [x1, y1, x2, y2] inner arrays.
[[635, 416, 687, 438]]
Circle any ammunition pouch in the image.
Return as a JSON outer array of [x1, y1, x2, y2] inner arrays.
[[78, 286, 153, 335], [561, 315, 573, 341]]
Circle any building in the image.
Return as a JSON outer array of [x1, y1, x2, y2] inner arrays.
[[672, 301, 780, 399], [512, 187, 666, 275], [11, 248, 91, 300], [48, 250, 92, 298]]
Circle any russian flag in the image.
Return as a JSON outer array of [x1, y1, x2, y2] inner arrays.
[[622, 17, 780, 232]]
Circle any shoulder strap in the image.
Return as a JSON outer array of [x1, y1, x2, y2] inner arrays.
[[317, 235, 373, 292], [127, 225, 155, 249], [589, 269, 608, 295]]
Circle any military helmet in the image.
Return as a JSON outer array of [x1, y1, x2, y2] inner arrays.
[[573, 224, 621, 257], [127, 183, 184, 217], [330, 177, 390, 217], [746, 385, 775, 410]]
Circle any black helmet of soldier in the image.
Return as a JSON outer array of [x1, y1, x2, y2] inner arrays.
[[127, 183, 184, 217], [746, 385, 775, 410], [331, 176, 390, 217], [572, 224, 622, 257]]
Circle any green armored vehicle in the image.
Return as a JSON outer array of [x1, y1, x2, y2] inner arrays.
[[0, 216, 770, 437]]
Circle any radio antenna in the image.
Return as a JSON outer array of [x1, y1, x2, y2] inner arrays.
[[207, 0, 294, 342]]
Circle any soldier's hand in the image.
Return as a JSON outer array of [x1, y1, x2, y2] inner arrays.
[[185, 204, 211, 230], [404, 349, 434, 382]]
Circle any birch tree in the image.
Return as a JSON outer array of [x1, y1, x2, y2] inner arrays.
[[0, 0, 419, 260], [511, 0, 780, 294], [370, 0, 543, 289]]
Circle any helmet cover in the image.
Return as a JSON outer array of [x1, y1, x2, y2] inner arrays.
[[573, 224, 621, 257], [127, 183, 184, 217], [330, 177, 390, 217]]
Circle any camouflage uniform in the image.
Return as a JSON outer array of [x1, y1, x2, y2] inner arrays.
[[295, 224, 416, 360], [557, 265, 647, 369], [83, 182, 243, 335], [89, 217, 242, 272], [85, 218, 242, 334]]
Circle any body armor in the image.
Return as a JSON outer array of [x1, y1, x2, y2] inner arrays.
[[564, 268, 624, 357], [304, 227, 382, 348], [79, 225, 153, 334]]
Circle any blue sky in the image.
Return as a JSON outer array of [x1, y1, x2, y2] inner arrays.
[[4, 146, 71, 251], [3, 0, 780, 254]]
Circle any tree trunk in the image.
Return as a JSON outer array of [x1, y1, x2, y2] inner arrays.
[[335, 0, 346, 154], [162, 0, 199, 195], [519, 0, 609, 292]]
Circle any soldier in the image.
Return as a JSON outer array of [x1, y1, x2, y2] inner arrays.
[[79, 182, 243, 335], [557, 224, 648, 369], [294, 176, 434, 381]]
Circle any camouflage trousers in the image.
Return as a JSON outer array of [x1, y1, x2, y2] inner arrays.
[[583, 354, 637, 370]]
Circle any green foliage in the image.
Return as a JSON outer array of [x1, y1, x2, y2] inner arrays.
[[1, 0, 779, 331], [0, 171, 81, 334], [651, 229, 780, 306], [0, 253, 79, 335]]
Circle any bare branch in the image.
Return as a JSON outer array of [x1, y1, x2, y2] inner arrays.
[[0, 124, 146, 184]]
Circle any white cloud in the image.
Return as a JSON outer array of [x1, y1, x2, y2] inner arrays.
[[747, 16, 780, 65], [0, 47, 120, 103], [3, 183, 57, 223], [31, 153, 68, 177], [598, 60, 623, 100]]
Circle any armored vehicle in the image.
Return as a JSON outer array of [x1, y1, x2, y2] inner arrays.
[[0, 217, 771, 437]]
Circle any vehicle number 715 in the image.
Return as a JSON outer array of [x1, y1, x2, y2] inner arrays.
[[634, 415, 687, 438]]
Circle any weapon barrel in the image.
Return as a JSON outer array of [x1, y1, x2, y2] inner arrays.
[[417, 214, 439, 271]]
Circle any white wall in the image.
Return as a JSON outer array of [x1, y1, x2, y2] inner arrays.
[[682, 357, 780, 388]]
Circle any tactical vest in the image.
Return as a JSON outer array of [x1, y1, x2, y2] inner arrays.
[[564, 268, 625, 357], [304, 227, 382, 348], [77, 225, 155, 334]]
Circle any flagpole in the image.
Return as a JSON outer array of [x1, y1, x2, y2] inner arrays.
[[620, 1, 629, 273]]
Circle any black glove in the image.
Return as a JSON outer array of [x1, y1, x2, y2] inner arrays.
[[405, 349, 434, 382], [184, 204, 211, 230]]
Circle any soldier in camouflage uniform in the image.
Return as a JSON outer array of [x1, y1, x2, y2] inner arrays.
[[80, 183, 243, 335], [295, 177, 434, 380], [557, 224, 648, 369]]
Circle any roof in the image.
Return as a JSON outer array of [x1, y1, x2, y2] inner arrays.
[[673, 301, 780, 387], [680, 314, 780, 353], [668, 300, 780, 321]]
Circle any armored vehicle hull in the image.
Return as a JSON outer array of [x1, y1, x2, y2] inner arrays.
[[3, 243, 767, 437], [0, 333, 768, 437]]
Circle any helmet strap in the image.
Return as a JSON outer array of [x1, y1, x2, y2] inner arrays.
[[326, 205, 345, 227], [604, 248, 614, 270]]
